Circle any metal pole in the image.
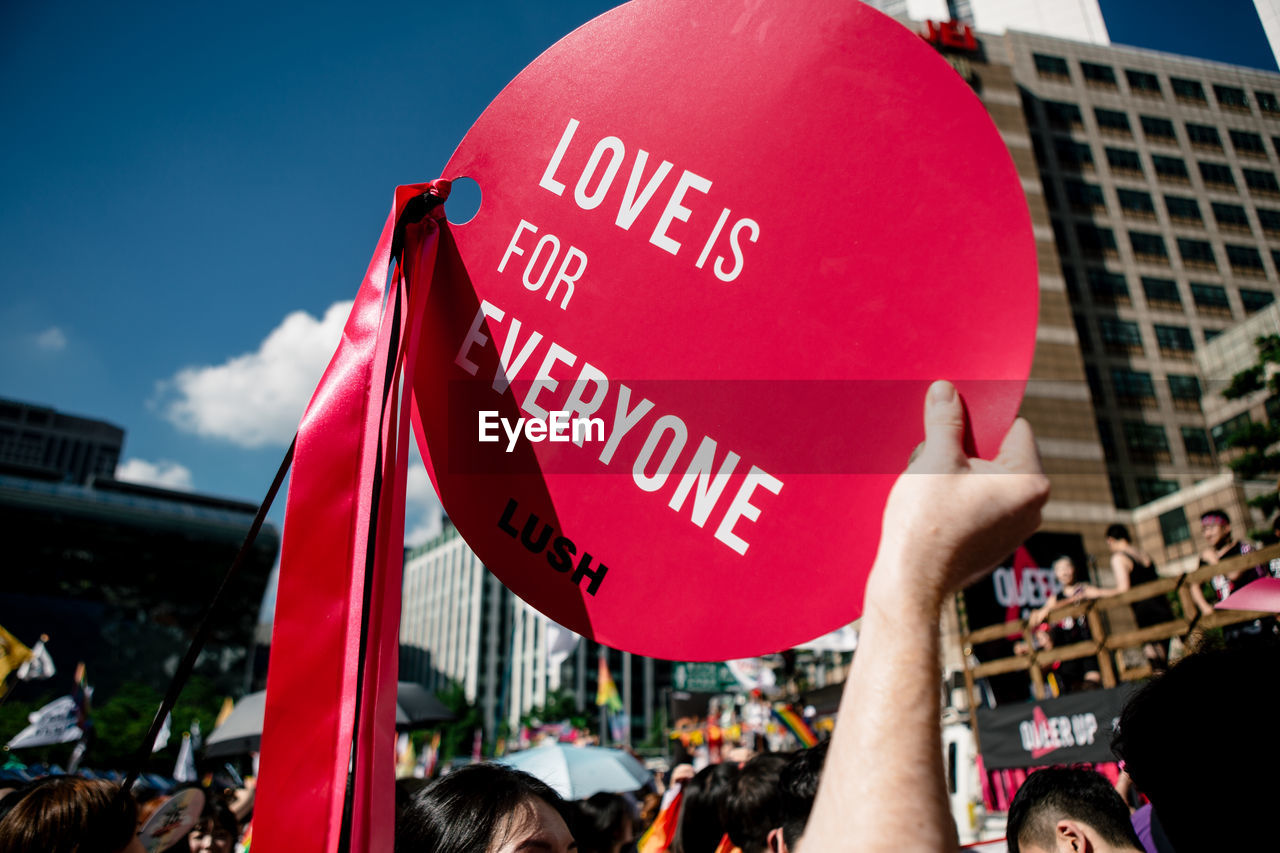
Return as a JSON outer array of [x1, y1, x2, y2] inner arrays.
[[622, 651, 633, 747]]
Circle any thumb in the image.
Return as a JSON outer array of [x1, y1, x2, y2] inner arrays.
[[918, 380, 967, 470]]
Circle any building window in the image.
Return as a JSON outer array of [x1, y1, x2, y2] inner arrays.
[[1214, 84, 1249, 110], [1212, 202, 1251, 230], [1113, 369, 1156, 403], [1153, 154, 1189, 181], [1155, 325, 1196, 354], [1178, 239, 1216, 267], [1171, 77, 1208, 103], [1181, 426, 1213, 458], [1226, 243, 1265, 274], [1107, 147, 1144, 174], [1211, 412, 1253, 450], [1081, 62, 1118, 87], [1088, 268, 1130, 302], [1168, 373, 1202, 401], [1257, 208, 1280, 233], [1199, 161, 1236, 187], [1117, 188, 1156, 216], [1272, 249, 1280, 272], [1034, 53, 1071, 79], [1241, 288, 1276, 313], [1190, 281, 1231, 311], [1095, 107, 1132, 134], [1065, 179, 1106, 210], [1186, 122, 1223, 149], [1045, 100, 1084, 129], [1062, 264, 1079, 297], [1160, 507, 1192, 545], [1141, 115, 1177, 142], [1137, 479, 1179, 504], [1257, 90, 1280, 114], [1110, 475, 1132, 510], [1055, 138, 1094, 170], [1100, 319, 1144, 353], [1204, 327, 1224, 342], [1129, 230, 1168, 259], [1230, 129, 1267, 156], [1267, 394, 1280, 421], [1124, 421, 1171, 458], [1142, 276, 1181, 306], [1077, 224, 1118, 255], [1244, 168, 1280, 195], [1164, 195, 1203, 222], [1126, 69, 1161, 96]]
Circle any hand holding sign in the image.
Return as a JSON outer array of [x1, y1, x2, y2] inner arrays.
[[414, 0, 1038, 658]]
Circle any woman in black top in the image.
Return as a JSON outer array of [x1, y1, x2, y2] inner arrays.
[[1106, 523, 1174, 669]]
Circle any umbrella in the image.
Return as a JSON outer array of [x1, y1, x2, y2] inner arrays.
[[204, 682, 455, 758], [495, 743, 650, 799]]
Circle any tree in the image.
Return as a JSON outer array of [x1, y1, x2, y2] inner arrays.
[[434, 682, 483, 761], [1221, 333, 1280, 518]]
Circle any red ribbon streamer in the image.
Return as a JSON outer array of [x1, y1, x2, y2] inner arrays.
[[255, 181, 450, 852]]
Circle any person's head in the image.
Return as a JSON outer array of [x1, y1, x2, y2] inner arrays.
[[187, 797, 239, 853], [671, 761, 738, 853], [1050, 556, 1078, 587], [568, 792, 633, 853], [774, 741, 827, 853], [723, 753, 788, 853], [1200, 508, 1232, 547], [1113, 645, 1279, 851], [1006, 767, 1142, 853], [0, 776, 143, 853], [1103, 524, 1130, 550], [396, 762, 575, 853]]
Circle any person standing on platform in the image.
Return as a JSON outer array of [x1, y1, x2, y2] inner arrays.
[[1105, 524, 1174, 670]]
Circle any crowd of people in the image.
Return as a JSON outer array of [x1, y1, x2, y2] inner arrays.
[[1, 383, 1275, 852]]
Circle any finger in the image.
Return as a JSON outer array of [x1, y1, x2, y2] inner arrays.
[[919, 380, 966, 469], [993, 418, 1044, 474]]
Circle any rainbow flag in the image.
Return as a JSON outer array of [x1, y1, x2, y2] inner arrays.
[[596, 654, 622, 712], [772, 704, 818, 748], [637, 789, 681, 853]]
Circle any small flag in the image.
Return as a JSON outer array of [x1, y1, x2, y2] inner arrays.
[[215, 696, 235, 729], [771, 704, 818, 748], [6, 695, 84, 749], [638, 789, 682, 853], [0, 624, 32, 695], [16, 635, 54, 681], [153, 712, 172, 752], [71, 663, 93, 731], [174, 732, 198, 783], [596, 654, 622, 713]]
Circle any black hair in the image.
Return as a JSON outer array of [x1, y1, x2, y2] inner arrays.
[[778, 742, 827, 850], [0, 776, 137, 853], [191, 795, 240, 838], [1104, 523, 1130, 542], [568, 792, 631, 853], [723, 753, 789, 853], [395, 762, 571, 853], [1006, 767, 1140, 853], [1199, 507, 1230, 524], [671, 761, 739, 853], [1112, 645, 1279, 851]]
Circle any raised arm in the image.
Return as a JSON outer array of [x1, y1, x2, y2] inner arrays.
[[799, 381, 1050, 853]]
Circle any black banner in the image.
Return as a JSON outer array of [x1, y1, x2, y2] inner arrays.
[[975, 685, 1135, 769]]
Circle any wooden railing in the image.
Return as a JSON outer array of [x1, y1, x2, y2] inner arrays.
[[957, 542, 1280, 706]]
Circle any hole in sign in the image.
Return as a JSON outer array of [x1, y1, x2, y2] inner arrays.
[[446, 175, 482, 225]]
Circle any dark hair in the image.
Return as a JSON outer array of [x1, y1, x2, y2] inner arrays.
[[671, 762, 738, 853], [779, 742, 827, 849], [395, 763, 570, 853], [568, 792, 632, 853], [191, 795, 240, 838], [1104, 523, 1130, 542], [1200, 507, 1230, 525], [1112, 645, 1278, 851], [724, 753, 789, 853], [0, 776, 138, 853], [1006, 767, 1140, 853]]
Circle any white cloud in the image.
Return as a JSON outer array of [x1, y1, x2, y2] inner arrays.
[[404, 445, 443, 547], [35, 326, 67, 352], [159, 301, 352, 448], [116, 458, 195, 491]]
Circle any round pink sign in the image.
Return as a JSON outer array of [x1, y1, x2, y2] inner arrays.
[[412, 0, 1037, 660]]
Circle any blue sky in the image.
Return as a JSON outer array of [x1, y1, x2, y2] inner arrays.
[[1, 0, 1275, 546]]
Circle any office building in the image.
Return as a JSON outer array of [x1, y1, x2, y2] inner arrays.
[[865, 0, 1109, 44], [0, 398, 123, 484]]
